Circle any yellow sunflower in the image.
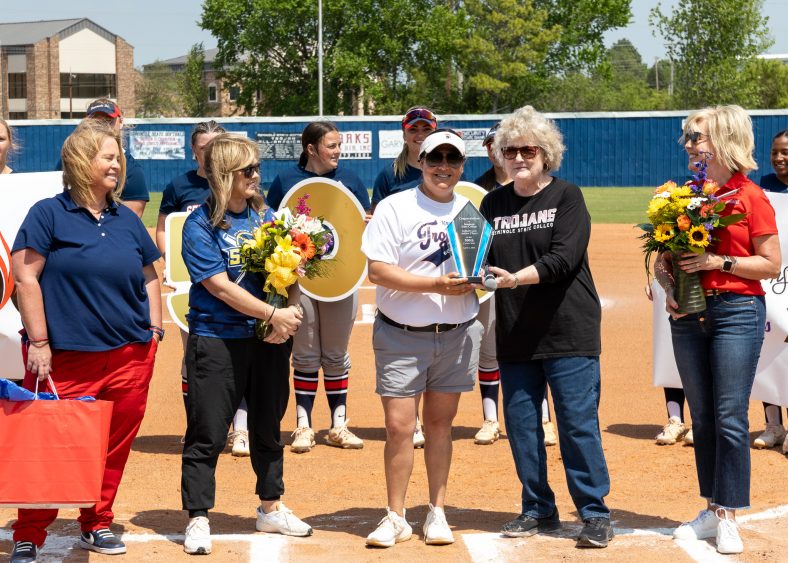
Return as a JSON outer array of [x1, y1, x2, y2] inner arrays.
[[688, 225, 710, 247], [653, 224, 675, 242], [647, 197, 670, 220]]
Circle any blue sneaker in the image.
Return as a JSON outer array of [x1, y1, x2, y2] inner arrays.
[[78, 529, 127, 555], [11, 541, 38, 563]]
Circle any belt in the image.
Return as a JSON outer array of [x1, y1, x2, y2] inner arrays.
[[704, 289, 730, 296], [378, 312, 462, 333]]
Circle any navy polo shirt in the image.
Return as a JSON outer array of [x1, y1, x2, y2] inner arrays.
[[159, 170, 211, 214], [760, 173, 788, 193], [266, 164, 370, 211], [12, 191, 160, 351], [182, 204, 275, 338], [372, 163, 422, 205]]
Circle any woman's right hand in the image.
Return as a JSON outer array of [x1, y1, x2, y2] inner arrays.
[[264, 305, 303, 344], [27, 343, 53, 381]]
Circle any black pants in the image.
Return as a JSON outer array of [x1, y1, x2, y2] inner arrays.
[[181, 334, 291, 510]]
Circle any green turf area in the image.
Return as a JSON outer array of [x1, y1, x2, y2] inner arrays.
[[142, 187, 653, 228]]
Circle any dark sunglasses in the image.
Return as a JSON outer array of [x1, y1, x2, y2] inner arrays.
[[681, 131, 708, 145], [423, 151, 464, 168], [502, 145, 540, 160], [237, 163, 260, 178]]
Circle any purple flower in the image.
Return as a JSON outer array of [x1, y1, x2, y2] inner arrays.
[[704, 222, 714, 231]]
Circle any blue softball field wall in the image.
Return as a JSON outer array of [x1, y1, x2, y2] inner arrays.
[[6, 111, 788, 191]]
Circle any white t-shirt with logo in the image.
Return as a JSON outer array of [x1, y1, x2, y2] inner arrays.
[[361, 187, 479, 326]]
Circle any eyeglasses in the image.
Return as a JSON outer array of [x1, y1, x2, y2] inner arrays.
[[423, 151, 464, 168], [402, 108, 437, 130], [502, 145, 540, 160], [237, 163, 260, 178], [682, 131, 709, 145]]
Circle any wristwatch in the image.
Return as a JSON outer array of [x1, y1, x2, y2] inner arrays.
[[721, 256, 734, 273]]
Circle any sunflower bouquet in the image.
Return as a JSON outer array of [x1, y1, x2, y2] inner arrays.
[[241, 194, 334, 338], [637, 153, 745, 313]]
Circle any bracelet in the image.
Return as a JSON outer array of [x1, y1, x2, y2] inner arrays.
[[730, 256, 738, 274], [511, 273, 520, 289], [30, 339, 49, 348], [28, 337, 49, 343], [266, 307, 276, 324], [149, 326, 165, 341]]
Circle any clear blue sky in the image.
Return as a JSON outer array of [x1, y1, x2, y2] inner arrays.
[[3, 0, 787, 68]]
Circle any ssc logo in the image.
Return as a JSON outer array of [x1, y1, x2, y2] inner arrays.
[[0, 231, 14, 310]]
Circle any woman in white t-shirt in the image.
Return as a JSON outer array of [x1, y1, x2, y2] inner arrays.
[[361, 129, 483, 548]]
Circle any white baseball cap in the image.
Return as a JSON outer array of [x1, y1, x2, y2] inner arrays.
[[418, 129, 466, 159]]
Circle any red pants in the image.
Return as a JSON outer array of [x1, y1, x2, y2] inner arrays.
[[13, 340, 157, 546]]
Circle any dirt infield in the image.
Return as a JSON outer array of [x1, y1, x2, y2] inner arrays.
[[2, 224, 787, 562]]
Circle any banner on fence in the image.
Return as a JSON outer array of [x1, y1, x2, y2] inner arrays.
[[129, 131, 186, 160]]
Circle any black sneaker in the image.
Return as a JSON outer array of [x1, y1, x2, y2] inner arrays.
[[576, 517, 614, 548], [501, 508, 561, 537], [78, 529, 127, 555], [11, 541, 38, 563]]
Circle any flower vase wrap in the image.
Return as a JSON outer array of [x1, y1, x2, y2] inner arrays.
[[257, 291, 287, 339], [671, 252, 706, 314]]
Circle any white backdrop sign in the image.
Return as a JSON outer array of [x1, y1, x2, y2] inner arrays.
[[0, 172, 64, 380], [652, 192, 788, 407]]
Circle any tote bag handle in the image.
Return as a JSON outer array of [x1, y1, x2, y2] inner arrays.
[[33, 374, 59, 400]]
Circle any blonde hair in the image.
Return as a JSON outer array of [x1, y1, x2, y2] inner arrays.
[[683, 105, 757, 174], [203, 134, 265, 229], [61, 120, 126, 207], [0, 118, 17, 172], [493, 105, 565, 171], [393, 144, 410, 180]]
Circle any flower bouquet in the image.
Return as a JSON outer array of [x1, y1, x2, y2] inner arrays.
[[637, 153, 745, 314], [240, 195, 334, 338]]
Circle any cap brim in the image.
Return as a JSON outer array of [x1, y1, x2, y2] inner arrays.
[[403, 118, 437, 129]]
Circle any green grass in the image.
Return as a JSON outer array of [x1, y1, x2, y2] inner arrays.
[[142, 187, 652, 228]]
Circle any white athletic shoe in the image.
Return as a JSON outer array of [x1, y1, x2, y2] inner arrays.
[[715, 509, 743, 554], [543, 421, 558, 446], [184, 516, 212, 555], [413, 423, 425, 449], [423, 504, 454, 545], [474, 420, 500, 445], [256, 502, 313, 536], [673, 509, 719, 540], [326, 420, 364, 449], [683, 428, 694, 445], [655, 417, 688, 445], [753, 424, 787, 449], [229, 429, 251, 457], [366, 508, 412, 547], [290, 427, 315, 453]]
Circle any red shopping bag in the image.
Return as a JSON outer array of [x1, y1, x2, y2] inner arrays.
[[0, 396, 113, 508]]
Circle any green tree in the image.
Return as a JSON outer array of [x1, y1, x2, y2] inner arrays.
[[136, 61, 182, 117], [744, 58, 788, 109], [650, 0, 773, 108], [647, 58, 672, 91], [180, 43, 209, 117]]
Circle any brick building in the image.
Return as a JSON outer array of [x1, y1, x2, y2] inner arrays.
[[0, 18, 135, 119]]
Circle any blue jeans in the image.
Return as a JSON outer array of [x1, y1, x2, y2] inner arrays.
[[669, 293, 766, 509], [500, 356, 610, 521]]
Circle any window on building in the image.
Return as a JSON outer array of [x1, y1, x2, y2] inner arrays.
[[59, 74, 117, 99], [229, 86, 240, 102], [9, 112, 27, 120], [208, 84, 217, 102], [8, 74, 27, 99]]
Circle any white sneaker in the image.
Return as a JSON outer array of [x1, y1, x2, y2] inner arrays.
[[474, 420, 500, 445], [256, 502, 312, 537], [683, 428, 694, 445], [184, 516, 212, 555], [423, 504, 454, 545], [543, 421, 557, 446], [715, 509, 743, 554], [656, 417, 688, 445], [753, 424, 787, 449], [673, 509, 719, 540], [229, 429, 250, 457], [290, 427, 315, 453], [366, 508, 412, 547], [326, 420, 364, 449], [413, 423, 425, 449]]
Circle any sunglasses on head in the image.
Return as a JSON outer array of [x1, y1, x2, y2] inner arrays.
[[502, 145, 540, 160], [403, 108, 437, 129], [237, 163, 260, 178], [681, 131, 708, 145], [423, 150, 464, 169]]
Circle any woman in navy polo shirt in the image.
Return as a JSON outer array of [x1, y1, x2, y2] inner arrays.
[[267, 121, 370, 454], [180, 134, 310, 556], [10, 119, 162, 561]]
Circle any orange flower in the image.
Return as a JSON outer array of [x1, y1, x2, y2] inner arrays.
[[677, 214, 691, 231], [703, 180, 719, 194], [699, 204, 713, 218], [291, 231, 316, 261]]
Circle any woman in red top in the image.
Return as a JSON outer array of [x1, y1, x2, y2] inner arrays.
[[655, 105, 781, 555]]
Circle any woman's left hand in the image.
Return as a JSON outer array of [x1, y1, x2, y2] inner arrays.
[[675, 252, 721, 273], [488, 266, 518, 289]]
